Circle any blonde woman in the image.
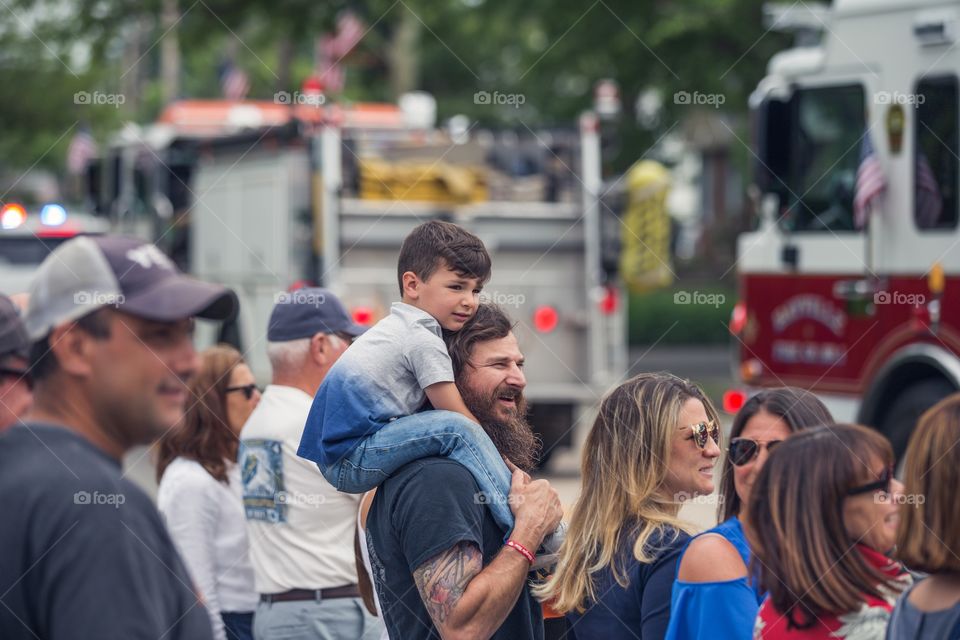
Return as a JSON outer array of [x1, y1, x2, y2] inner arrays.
[[535, 372, 722, 638]]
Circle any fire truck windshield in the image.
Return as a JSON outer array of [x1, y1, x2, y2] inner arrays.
[[780, 84, 864, 233]]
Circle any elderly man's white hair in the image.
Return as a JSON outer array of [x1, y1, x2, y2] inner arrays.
[[266, 338, 312, 373]]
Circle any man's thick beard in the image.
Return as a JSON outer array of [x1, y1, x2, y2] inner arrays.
[[460, 382, 541, 473]]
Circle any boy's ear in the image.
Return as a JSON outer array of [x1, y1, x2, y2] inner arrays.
[[401, 271, 421, 300]]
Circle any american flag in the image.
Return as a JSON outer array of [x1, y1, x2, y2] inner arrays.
[[916, 152, 943, 228], [316, 37, 345, 93], [330, 11, 364, 57], [219, 61, 250, 101], [66, 126, 98, 175], [853, 131, 887, 229]]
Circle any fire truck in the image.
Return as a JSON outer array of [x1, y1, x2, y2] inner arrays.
[[733, 0, 960, 458], [89, 98, 627, 466]]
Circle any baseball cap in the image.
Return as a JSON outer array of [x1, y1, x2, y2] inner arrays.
[[24, 235, 238, 340], [267, 287, 367, 341], [0, 294, 29, 359]]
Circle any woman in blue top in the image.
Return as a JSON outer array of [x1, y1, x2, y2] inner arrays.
[[665, 388, 833, 640], [535, 372, 723, 639]]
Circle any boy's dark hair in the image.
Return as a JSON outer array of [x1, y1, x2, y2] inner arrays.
[[397, 220, 492, 295]]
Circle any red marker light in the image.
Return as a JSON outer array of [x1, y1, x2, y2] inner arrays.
[[533, 306, 559, 333], [730, 302, 747, 335], [352, 306, 374, 326], [599, 286, 618, 315], [723, 389, 746, 414]]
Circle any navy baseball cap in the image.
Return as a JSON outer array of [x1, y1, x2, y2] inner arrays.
[[0, 294, 29, 359], [25, 235, 238, 340], [267, 287, 367, 341]]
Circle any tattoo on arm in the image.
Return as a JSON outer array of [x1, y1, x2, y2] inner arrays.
[[413, 541, 483, 626]]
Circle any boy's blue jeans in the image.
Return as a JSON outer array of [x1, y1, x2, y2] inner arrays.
[[320, 410, 515, 533]]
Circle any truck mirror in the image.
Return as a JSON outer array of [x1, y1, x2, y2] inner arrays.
[[753, 96, 792, 197]]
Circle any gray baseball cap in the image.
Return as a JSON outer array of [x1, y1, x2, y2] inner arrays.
[[24, 235, 238, 340], [0, 294, 29, 359]]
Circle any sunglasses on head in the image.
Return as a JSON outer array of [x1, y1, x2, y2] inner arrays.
[[728, 437, 783, 466], [334, 331, 357, 345], [847, 466, 895, 497], [225, 383, 259, 400], [689, 421, 721, 449]]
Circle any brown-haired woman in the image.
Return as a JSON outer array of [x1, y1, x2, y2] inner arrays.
[[157, 345, 262, 640], [749, 424, 912, 639], [888, 394, 960, 639], [534, 372, 722, 638], [666, 388, 832, 640]]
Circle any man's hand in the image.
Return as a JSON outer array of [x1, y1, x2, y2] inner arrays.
[[507, 469, 562, 551]]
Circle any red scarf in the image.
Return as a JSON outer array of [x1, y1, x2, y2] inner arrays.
[[754, 545, 912, 639]]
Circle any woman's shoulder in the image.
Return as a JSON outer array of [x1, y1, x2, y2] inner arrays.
[[677, 518, 750, 583], [158, 458, 220, 495]]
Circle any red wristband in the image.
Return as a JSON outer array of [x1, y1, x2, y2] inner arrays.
[[505, 539, 535, 565]]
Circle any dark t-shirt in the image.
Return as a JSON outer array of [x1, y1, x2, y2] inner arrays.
[[366, 457, 543, 640], [566, 525, 689, 639], [0, 423, 214, 640]]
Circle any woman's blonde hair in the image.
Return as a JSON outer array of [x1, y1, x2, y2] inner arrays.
[[534, 372, 719, 613]]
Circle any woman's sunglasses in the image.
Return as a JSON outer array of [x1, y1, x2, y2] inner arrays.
[[847, 466, 894, 496], [225, 383, 259, 401], [690, 421, 721, 449], [728, 437, 783, 466]]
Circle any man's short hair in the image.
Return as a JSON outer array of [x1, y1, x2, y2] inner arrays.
[[29, 310, 111, 382], [397, 220, 492, 295], [445, 304, 514, 379]]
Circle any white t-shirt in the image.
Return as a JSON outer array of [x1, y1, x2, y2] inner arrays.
[[157, 458, 258, 640], [239, 384, 361, 593]]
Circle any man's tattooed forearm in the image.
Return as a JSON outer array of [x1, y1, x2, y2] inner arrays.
[[413, 541, 483, 624]]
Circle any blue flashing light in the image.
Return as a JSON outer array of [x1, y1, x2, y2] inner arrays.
[[40, 204, 67, 226]]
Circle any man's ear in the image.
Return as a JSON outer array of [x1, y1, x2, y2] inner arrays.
[[401, 271, 421, 301], [309, 332, 328, 366], [47, 323, 97, 378]]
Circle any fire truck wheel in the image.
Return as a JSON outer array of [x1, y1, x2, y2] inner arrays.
[[878, 378, 954, 463]]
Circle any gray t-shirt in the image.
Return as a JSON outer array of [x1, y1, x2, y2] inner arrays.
[[299, 302, 456, 464], [887, 581, 960, 640], [0, 423, 214, 640]]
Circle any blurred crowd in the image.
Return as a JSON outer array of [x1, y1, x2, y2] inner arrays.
[[0, 231, 957, 640]]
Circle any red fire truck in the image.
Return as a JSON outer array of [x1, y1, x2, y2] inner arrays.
[[732, 0, 960, 458]]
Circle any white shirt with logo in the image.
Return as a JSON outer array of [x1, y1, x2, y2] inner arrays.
[[239, 384, 361, 594]]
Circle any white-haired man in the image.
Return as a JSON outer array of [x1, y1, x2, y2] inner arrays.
[[238, 288, 380, 639]]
